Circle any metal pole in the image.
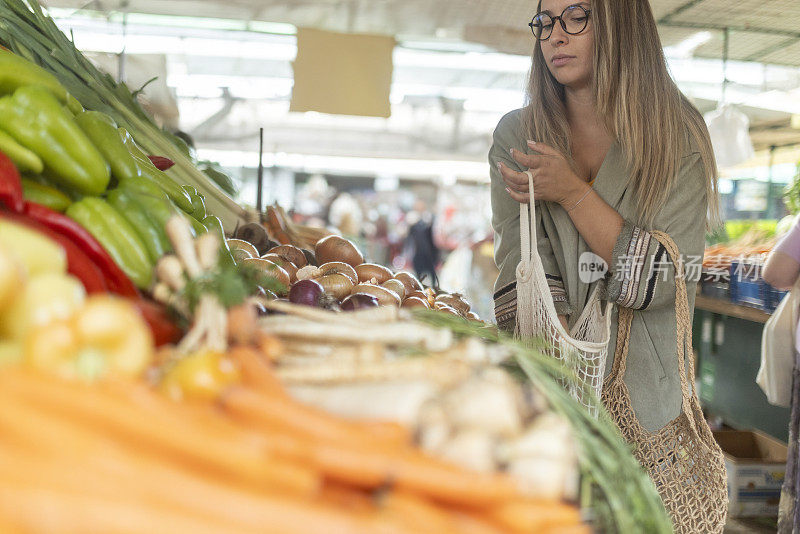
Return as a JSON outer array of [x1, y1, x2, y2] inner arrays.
[[256, 127, 265, 218], [118, 0, 129, 83], [766, 145, 776, 219]]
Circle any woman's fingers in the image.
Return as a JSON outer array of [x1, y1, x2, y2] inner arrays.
[[497, 162, 529, 192], [510, 148, 542, 169], [505, 187, 530, 204], [525, 140, 561, 156]]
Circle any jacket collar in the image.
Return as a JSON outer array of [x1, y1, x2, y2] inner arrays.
[[591, 142, 630, 210]]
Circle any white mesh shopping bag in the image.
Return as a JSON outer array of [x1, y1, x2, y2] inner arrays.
[[515, 171, 612, 415]]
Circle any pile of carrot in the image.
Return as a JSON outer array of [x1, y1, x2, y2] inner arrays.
[[0, 346, 587, 534]]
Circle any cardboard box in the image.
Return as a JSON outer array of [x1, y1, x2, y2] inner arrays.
[[714, 430, 788, 518]]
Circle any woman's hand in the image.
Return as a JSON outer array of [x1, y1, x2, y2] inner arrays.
[[498, 141, 587, 206]]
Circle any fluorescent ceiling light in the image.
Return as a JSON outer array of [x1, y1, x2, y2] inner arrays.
[[664, 31, 713, 58]]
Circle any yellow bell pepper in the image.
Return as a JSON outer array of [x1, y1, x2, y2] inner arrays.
[[0, 272, 85, 340], [24, 295, 154, 380], [0, 243, 25, 312], [159, 350, 240, 401], [0, 219, 66, 277]]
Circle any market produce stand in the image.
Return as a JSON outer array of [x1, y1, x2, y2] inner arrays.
[[693, 292, 791, 441], [0, 1, 678, 531]]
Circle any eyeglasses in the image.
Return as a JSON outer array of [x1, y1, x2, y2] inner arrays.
[[529, 5, 591, 41]]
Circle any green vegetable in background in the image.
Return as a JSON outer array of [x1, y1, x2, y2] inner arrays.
[[118, 176, 192, 241], [118, 127, 194, 213], [66, 197, 152, 289], [21, 178, 71, 212], [106, 188, 171, 263], [182, 184, 206, 220], [784, 163, 800, 215], [0, 128, 43, 173], [75, 111, 140, 183], [0, 49, 82, 114], [199, 161, 238, 197], [0, 86, 109, 195]]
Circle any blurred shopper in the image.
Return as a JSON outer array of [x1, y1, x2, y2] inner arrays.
[[488, 0, 723, 527], [406, 201, 439, 287], [763, 217, 800, 533]]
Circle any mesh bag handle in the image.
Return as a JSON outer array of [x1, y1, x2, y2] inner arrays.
[[516, 171, 611, 348]]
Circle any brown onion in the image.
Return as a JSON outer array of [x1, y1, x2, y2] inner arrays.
[[260, 254, 298, 283], [315, 235, 364, 267], [393, 271, 422, 294], [317, 273, 355, 300], [355, 263, 393, 284], [435, 293, 470, 315], [227, 239, 259, 259], [352, 283, 401, 307], [382, 278, 406, 301], [268, 245, 307, 268], [318, 262, 358, 285], [231, 248, 253, 263], [466, 311, 482, 322], [435, 303, 461, 317], [242, 258, 290, 294], [402, 296, 430, 309]]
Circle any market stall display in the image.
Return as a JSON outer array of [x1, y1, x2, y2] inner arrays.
[[0, 3, 675, 532]]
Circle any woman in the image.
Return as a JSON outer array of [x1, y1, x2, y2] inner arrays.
[[763, 218, 800, 533], [490, 0, 720, 509]]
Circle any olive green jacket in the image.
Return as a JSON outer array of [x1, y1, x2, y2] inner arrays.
[[490, 109, 707, 432]]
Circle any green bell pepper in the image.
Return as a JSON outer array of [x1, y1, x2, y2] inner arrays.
[[21, 178, 71, 212], [0, 86, 110, 195], [106, 188, 171, 263], [0, 128, 43, 174], [117, 128, 193, 213], [182, 185, 207, 220], [66, 197, 153, 289], [118, 176, 193, 241], [0, 50, 83, 115], [75, 111, 140, 183]]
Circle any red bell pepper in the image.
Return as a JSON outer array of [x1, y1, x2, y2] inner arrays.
[[23, 202, 140, 299], [0, 150, 24, 212], [0, 209, 108, 293], [148, 155, 175, 171]]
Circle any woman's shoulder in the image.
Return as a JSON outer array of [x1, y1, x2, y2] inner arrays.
[[492, 108, 526, 143]]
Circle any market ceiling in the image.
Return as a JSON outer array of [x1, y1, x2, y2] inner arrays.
[[43, 0, 800, 67]]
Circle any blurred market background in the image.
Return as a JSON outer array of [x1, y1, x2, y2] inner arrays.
[[37, 0, 800, 324]]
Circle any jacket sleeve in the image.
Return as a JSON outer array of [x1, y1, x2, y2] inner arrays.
[[489, 111, 571, 318], [603, 152, 707, 311]]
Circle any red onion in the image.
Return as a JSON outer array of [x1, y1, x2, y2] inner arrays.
[[289, 279, 324, 307], [341, 293, 379, 311]]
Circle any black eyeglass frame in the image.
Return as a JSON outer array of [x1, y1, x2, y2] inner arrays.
[[528, 5, 592, 41]]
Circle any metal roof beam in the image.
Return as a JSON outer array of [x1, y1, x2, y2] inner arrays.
[[660, 21, 800, 41], [659, 0, 707, 23], [744, 36, 800, 62]]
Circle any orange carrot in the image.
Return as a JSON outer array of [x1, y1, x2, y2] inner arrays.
[[318, 481, 376, 514], [381, 491, 459, 534], [0, 370, 319, 496], [222, 386, 397, 448], [486, 499, 583, 532], [308, 440, 521, 507], [228, 345, 290, 396], [357, 420, 413, 447]]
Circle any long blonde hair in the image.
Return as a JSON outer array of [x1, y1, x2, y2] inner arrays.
[[523, 0, 720, 228]]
